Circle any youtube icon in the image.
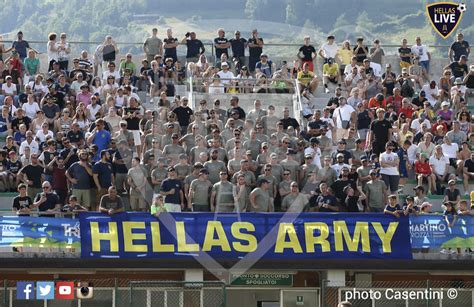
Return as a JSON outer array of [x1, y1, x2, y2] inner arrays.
[[55, 281, 74, 300]]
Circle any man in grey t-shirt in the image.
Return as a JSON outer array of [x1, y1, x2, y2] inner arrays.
[[211, 171, 235, 212], [143, 28, 163, 63], [188, 168, 213, 211], [249, 179, 272, 212], [364, 170, 387, 212], [99, 186, 124, 215]]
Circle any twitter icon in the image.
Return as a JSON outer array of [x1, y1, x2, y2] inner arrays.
[[36, 282, 55, 300]]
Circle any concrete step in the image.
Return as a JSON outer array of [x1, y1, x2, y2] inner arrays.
[[402, 179, 474, 196]]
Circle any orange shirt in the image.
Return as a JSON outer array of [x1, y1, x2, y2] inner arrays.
[[368, 97, 387, 110]]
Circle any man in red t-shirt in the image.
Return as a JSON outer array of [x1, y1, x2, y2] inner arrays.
[[414, 153, 435, 194]]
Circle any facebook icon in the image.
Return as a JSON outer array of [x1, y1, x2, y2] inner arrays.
[[17, 282, 35, 300]]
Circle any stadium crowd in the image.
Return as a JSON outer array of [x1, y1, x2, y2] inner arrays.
[[0, 28, 473, 228]]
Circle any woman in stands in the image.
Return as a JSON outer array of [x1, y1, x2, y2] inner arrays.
[[102, 75, 118, 98], [409, 57, 427, 90], [46, 32, 58, 71], [90, 76, 103, 98], [457, 111, 471, 135], [439, 69, 453, 101], [72, 104, 90, 131], [195, 54, 209, 76], [336, 40, 352, 77], [31, 110, 47, 134], [54, 108, 73, 135], [207, 74, 225, 94]]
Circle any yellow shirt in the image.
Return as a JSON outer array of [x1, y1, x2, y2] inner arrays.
[[323, 63, 339, 76], [337, 49, 353, 65], [297, 71, 315, 86]]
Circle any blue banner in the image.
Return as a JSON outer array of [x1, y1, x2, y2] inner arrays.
[[79, 213, 412, 259], [0, 216, 80, 248], [410, 215, 474, 248]]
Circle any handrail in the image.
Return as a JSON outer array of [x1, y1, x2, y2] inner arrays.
[[188, 74, 195, 110], [0, 40, 455, 49]]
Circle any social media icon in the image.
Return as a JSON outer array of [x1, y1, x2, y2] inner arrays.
[[76, 282, 94, 299], [17, 282, 35, 300], [55, 281, 74, 299], [36, 282, 55, 300]]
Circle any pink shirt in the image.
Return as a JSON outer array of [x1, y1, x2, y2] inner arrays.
[[76, 91, 92, 106]]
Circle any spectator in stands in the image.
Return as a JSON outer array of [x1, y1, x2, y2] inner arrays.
[[449, 33, 470, 62], [322, 58, 341, 94], [255, 54, 275, 78], [367, 108, 392, 155], [99, 186, 124, 215], [13, 183, 32, 217], [160, 166, 184, 212], [319, 35, 338, 66], [365, 169, 387, 212], [248, 29, 264, 73], [143, 28, 163, 63], [65, 150, 93, 208], [415, 153, 435, 195], [298, 36, 316, 72], [182, 32, 205, 64], [445, 55, 468, 81], [188, 168, 212, 212], [462, 151, 474, 196], [384, 194, 402, 218], [33, 180, 61, 217], [332, 97, 355, 142], [56, 33, 71, 71], [353, 37, 368, 64], [297, 62, 319, 94], [412, 37, 431, 73]]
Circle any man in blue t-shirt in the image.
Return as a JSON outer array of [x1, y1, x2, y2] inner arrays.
[[255, 54, 274, 78], [66, 150, 93, 209], [181, 32, 205, 63], [87, 119, 110, 154], [92, 150, 114, 210], [160, 167, 184, 212], [7, 31, 38, 60]]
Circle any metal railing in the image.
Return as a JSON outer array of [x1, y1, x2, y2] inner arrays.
[[189, 77, 296, 94]]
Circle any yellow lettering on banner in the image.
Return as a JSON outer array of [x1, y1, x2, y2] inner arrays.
[[334, 221, 370, 252], [176, 221, 199, 252], [150, 222, 175, 252], [123, 222, 148, 252], [202, 221, 231, 252], [90, 222, 119, 252], [372, 222, 398, 253], [231, 222, 257, 252], [274, 223, 303, 253], [304, 222, 330, 252]]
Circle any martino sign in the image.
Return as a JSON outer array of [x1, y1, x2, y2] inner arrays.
[[426, 2, 466, 39]]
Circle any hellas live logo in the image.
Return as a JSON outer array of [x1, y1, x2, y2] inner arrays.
[[426, 2, 467, 39]]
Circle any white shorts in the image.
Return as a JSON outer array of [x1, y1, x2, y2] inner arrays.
[[131, 130, 142, 146]]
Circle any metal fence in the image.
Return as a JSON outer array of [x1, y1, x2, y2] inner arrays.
[[129, 281, 226, 307], [322, 280, 474, 307]]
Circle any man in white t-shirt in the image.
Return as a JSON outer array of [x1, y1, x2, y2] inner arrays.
[[429, 145, 449, 185], [420, 81, 439, 107], [411, 37, 430, 73], [304, 137, 322, 169], [410, 116, 431, 134], [102, 62, 121, 84], [318, 35, 338, 64], [332, 97, 355, 140], [216, 62, 234, 85], [441, 136, 458, 160], [0, 76, 19, 106]]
